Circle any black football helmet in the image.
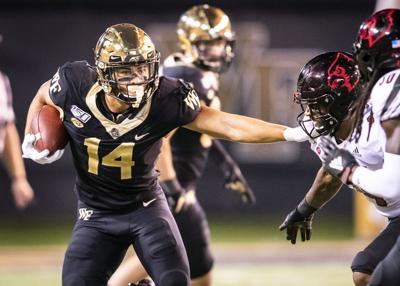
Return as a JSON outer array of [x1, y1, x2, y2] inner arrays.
[[295, 52, 361, 139], [353, 9, 400, 83]]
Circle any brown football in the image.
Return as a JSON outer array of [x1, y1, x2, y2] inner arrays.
[[31, 105, 68, 154]]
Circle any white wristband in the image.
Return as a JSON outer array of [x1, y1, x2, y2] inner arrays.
[[283, 127, 308, 142]]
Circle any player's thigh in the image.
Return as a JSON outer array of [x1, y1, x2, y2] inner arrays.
[[63, 224, 130, 286], [352, 216, 400, 274], [132, 195, 190, 286], [369, 235, 400, 286], [175, 201, 214, 279]]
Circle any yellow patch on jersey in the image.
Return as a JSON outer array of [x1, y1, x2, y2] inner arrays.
[[71, 117, 84, 128]]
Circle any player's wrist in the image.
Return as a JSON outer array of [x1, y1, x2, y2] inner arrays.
[[160, 177, 184, 197], [296, 198, 318, 218]]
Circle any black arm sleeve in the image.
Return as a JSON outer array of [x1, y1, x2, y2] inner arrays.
[[209, 140, 238, 178]]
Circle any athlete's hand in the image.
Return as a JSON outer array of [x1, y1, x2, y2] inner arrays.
[[279, 208, 314, 244], [161, 178, 194, 214], [320, 137, 358, 183], [279, 199, 317, 244], [224, 165, 256, 205], [22, 133, 64, 164]]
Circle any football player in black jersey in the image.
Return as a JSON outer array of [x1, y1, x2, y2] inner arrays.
[[22, 23, 310, 286], [108, 5, 255, 286]]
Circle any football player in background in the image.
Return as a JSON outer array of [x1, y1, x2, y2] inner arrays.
[[0, 49, 34, 209], [108, 5, 255, 286], [22, 23, 309, 286], [281, 9, 400, 286]]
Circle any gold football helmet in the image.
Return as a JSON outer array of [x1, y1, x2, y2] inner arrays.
[[177, 4, 235, 73], [94, 23, 160, 107]]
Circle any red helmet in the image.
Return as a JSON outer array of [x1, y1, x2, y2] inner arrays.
[[353, 9, 400, 82], [295, 52, 361, 138]]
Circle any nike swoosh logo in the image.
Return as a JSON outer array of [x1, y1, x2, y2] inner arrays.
[[142, 198, 157, 207], [135, 133, 149, 141]]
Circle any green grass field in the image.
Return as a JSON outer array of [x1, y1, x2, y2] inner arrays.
[[0, 216, 356, 286], [0, 263, 353, 286]]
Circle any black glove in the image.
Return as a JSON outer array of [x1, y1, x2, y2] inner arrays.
[[320, 137, 359, 184], [209, 140, 256, 205], [279, 199, 317, 244], [160, 178, 188, 214], [224, 165, 256, 205]]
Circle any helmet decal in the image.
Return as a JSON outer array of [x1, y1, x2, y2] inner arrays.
[[328, 52, 359, 93], [359, 10, 395, 48]]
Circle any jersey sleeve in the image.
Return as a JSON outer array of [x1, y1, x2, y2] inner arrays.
[[381, 92, 400, 121], [173, 80, 201, 126], [48, 61, 91, 111]]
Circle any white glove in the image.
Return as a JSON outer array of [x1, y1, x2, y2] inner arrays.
[[22, 133, 64, 164]]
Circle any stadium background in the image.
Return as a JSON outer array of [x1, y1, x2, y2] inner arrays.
[[0, 0, 390, 285]]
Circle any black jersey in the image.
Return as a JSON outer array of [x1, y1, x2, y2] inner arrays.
[[163, 53, 221, 189], [49, 61, 201, 210]]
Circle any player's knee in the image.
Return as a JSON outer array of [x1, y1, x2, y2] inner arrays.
[[352, 271, 370, 286], [351, 250, 374, 275], [159, 269, 189, 286]]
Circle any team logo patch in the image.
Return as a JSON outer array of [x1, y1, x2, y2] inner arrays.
[[184, 90, 201, 110], [71, 105, 91, 123], [110, 128, 119, 139], [79, 208, 93, 221], [71, 117, 84, 128]]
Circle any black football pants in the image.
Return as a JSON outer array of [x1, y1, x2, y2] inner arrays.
[[62, 192, 190, 286]]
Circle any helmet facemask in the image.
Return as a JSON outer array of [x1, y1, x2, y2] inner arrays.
[[191, 38, 235, 73], [97, 58, 159, 108], [295, 92, 339, 139], [94, 23, 160, 108]]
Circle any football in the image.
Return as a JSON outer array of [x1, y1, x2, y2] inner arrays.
[[31, 105, 68, 154]]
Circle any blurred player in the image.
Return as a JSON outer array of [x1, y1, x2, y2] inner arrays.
[[0, 64, 34, 209], [22, 23, 309, 286], [108, 5, 255, 286], [281, 9, 400, 286]]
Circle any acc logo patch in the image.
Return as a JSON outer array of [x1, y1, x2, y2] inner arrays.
[[71, 117, 84, 128]]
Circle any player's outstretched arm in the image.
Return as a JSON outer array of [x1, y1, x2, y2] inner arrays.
[[279, 166, 343, 244], [184, 106, 308, 143], [209, 140, 256, 204]]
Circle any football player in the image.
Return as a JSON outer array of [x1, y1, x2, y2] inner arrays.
[[281, 9, 400, 286], [108, 5, 255, 286], [0, 65, 34, 209], [22, 23, 309, 286]]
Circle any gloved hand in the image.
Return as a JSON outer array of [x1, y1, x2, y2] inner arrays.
[[320, 136, 359, 183], [224, 165, 256, 205], [22, 133, 64, 164], [279, 199, 317, 244], [161, 178, 192, 214]]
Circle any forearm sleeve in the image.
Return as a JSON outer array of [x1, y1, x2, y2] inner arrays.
[[352, 152, 400, 200], [209, 140, 236, 176]]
